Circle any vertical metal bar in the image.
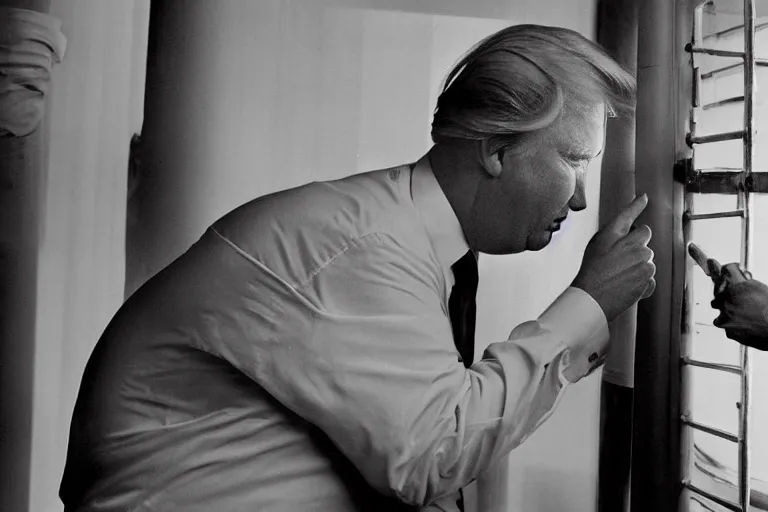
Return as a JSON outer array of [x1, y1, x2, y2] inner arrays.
[[693, 2, 704, 43], [692, 4, 703, 110], [595, 1, 640, 511], [738, 0, 755, 509], [680, 196, 696, 512], [679, 7, 703, 511]]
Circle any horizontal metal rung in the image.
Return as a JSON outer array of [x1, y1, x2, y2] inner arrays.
[[700, 59, 768, 80], [684, 210, 743, 221], [702, 95, 743, 110], [701, 62, 742, 79], [686, 44, 746, 58], [687, 130, 744, 145], [681, 416, 739, 443], [703, 20, 768, 41], [682, 357, 743, 375], [683, 481, 742, 512], [684, 171, 768, 194]]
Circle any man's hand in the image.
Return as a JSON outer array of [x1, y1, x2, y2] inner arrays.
[[707, 259, 768, 351], [571, 194, 656, 323]]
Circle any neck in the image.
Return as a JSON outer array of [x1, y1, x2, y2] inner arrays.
[[427, 141, 483, 250]]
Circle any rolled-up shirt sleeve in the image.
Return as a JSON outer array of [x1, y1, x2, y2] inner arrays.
[[213, 232, 609, 507]]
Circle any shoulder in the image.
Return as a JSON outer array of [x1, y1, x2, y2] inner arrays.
[[304, 230, 444, 315], [210, 165, 434, 290]]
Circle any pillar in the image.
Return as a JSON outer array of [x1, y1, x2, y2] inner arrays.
[[595, 1, 639, 511], [0, 3, 65, 511], [630, 0, 694, 509]]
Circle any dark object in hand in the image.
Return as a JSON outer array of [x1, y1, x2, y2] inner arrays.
[[688, 243, 768, 351]]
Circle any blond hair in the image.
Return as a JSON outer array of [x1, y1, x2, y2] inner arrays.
[[431, 24, 635, 153]]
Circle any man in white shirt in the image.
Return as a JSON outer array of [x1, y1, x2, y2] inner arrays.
[[60, 24, 656, 511]]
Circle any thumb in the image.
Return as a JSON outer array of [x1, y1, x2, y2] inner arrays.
[[707, 258, 722, 279]]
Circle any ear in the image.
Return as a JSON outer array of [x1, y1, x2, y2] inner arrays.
[[480, 139, 504, 178]]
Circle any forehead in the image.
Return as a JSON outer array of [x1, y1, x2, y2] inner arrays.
[[551, 103, 606, 154]]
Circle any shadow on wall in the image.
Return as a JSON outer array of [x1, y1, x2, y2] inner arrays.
[[126, 132, 143, 299], [521, 467, 596, 512]]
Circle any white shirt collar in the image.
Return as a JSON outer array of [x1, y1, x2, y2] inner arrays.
[[410, 154, 471, 271]]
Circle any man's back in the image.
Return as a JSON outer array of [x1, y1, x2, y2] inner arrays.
[[60, 165, 438, 511], [60, 154, 606, 512]]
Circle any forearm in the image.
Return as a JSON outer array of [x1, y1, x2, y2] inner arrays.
[[305, 288, 607, 505]]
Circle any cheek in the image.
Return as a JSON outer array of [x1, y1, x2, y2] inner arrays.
[[531, 160, 577, 216], [554, 172, 577, 205]]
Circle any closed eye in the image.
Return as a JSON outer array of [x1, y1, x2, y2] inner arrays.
[[564, 152, 591, 162], [564, 156, 590, 168], [562, 148, 602, 163]]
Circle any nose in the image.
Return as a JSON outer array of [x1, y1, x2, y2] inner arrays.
[[568, 171, 587, 212]]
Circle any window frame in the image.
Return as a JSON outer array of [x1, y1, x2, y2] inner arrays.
[[630, 1, 763, 511]]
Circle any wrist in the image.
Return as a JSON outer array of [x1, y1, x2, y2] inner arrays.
[[539, 287, 610, 383], [569, 283, 611, 322]]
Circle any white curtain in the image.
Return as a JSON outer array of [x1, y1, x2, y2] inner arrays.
[[28, 1, 149, 511]]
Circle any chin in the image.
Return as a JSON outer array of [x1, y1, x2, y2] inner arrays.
[[525, 232, 553, 251]]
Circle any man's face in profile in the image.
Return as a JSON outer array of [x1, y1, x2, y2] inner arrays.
[[469, 103, 607, 254]]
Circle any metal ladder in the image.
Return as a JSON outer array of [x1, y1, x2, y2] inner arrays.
[[679, 0, 760, 510]]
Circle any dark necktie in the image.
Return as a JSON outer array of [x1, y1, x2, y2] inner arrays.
[[448, 250, 478, 512], [449, 250, 478, 368]]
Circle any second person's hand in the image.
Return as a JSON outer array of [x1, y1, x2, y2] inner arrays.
[[706, 257, 768, 351]]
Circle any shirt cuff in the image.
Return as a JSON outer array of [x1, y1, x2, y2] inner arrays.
[[538, 287, 610, 384]]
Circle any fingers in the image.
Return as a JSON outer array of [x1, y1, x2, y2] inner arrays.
[[713, 311, 729, 328], [707, 258, 722, 279], [610, 225, 653, 266], [627, 254, 656, 301], [710, 279, 752, 311], [713, 263, 749, 298], [641, 277, 657, 299], [725, 330, 766, 350], [621, 228, 655, 301], [710, 261, 750, 286], [607, 194, 648, 239], [688, 243, 710, 275], [734, 264, 753, 280], [709, 258, 726, 295], [721, 262, 750, 285], [620, 223, 652, 247]]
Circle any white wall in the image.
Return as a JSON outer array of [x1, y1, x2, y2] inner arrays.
[[132, 2, 603, 511]]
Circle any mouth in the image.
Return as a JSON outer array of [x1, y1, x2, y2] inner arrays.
[[547, 216, 568, 232]]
